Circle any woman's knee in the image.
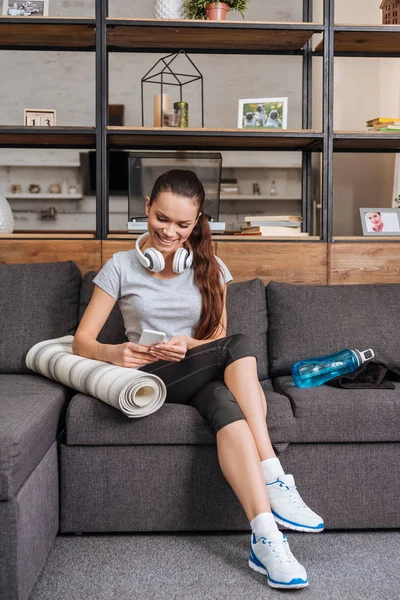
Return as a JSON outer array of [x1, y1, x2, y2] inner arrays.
[[222, 333, 257, 366], [190, 380, 245, 434]]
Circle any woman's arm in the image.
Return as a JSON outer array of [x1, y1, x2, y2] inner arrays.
[[72, 286, 155, 367]]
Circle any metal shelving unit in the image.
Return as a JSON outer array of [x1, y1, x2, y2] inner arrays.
[[1, 3, 398, 240]]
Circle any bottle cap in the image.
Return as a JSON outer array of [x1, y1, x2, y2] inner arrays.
[[354, 348, 375, 365]]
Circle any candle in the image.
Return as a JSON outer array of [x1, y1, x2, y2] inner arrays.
[[154, 93, 171, 127]]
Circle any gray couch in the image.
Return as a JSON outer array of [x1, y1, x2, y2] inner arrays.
[[1, 261, 400, 600]]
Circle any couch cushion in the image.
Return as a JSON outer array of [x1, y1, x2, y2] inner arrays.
[[0, 374, 70, 500], [81, 274, 269, 380], [274, 375, 400, 443], [65, 380, 293, 446], [0, 261, 81, 374], [227, 278, 268, 380], [267, 281, 400, 377]]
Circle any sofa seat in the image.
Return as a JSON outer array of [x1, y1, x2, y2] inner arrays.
[[0, 374, 70, 500], [274, 375, 400, 443], [65, 380, 296, 446]]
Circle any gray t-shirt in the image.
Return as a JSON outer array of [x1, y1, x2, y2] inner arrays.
[[93, 249, 233, 343]]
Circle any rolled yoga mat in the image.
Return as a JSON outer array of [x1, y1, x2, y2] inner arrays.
[[26, 335, 167, 418]]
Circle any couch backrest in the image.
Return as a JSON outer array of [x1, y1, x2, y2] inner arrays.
[[0, 261, 81, 374], [267, 280, 400, 377], [80, 274, 269, 380]]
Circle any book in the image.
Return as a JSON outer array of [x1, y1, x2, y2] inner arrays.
[[369, 121, 400, 129], [245, 226, 309, 236], [242, 222, 302, 230], [234, 231, 262, 236], [370, 126, 400, 132], [366, 117, 400, 127], [245, 215, 302, 222]]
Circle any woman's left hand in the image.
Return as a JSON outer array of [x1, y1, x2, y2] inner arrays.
[[148, 335, 188, 362]]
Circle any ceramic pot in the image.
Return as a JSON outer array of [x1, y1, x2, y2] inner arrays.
[[206, 2, 229, 20], [154, 0, 188, 19], [0, 196, 15, 233]]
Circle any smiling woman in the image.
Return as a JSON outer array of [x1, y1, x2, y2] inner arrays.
[[72, 168, 322, 590]]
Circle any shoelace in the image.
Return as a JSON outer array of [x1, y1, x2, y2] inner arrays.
[[278, 481, 307, 509], [262, 537, 294, 564]]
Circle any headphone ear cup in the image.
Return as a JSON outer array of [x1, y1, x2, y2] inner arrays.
[[144, 248, 165, 272], [172, 248, 190, 274]]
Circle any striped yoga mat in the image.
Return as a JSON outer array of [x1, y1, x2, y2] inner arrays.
[[26, 335, 167, 418]]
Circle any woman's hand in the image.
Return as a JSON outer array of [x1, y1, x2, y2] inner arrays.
[[148, 335, 188, 363], [106, 342, 157, 368]]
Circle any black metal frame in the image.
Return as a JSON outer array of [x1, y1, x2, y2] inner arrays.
[[3, 0, 400, 241]]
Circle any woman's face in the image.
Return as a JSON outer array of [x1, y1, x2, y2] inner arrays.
[[366, 212, 382, 226], [145, 191, 200, 255]]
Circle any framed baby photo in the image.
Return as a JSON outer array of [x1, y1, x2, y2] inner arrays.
[[360, 208, 400, 236], [2, 0, 49, 16], [238, 97, 288, 129]]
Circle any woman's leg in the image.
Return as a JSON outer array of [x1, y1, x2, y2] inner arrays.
[[224, 356, 275, 461]]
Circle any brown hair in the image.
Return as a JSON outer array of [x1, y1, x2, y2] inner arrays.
[[149, 169, 224, 340]]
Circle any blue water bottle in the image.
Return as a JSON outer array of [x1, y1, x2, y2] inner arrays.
[[291, 348, 375, 388]]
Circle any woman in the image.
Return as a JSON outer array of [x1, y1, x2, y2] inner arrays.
[[73, 169, 324, 590]]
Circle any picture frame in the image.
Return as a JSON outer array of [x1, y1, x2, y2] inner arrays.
[[24, 109, 56, 127], [360, 208, 400, 236], [2, 0, 49, 16], [238, 97, 288, 129]]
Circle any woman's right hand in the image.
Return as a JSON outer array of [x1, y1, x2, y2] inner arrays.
[[105, 342, 157, 368]]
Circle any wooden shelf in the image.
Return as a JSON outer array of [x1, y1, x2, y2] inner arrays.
[[6, 194, 83, 200], [333, 131, 400, 151], [108, 233, 320, 241], [107, 127, 323, 151], [315, 25, 400, 56], [0, 233, 95, 239], [333, 236, 400, 241], [106, 18, 322, 54], [0, 17, 96, 50], [0, 127, 96, 148]]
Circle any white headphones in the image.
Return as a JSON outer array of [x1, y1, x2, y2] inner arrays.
[[135, 232, 194, 274]]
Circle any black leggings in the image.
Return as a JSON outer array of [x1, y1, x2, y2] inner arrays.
[[138, 333, 257, 434]]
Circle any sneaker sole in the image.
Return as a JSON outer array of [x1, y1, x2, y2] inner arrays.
[[248, 559, 309, 589], [273, 514, 325, 533]]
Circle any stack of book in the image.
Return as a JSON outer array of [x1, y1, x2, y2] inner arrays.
[[366, 117, 400, 132], [220, 179, 239, 196], [235, 215, 309, 237]]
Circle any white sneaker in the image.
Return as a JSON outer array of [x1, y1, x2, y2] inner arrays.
[[249, 532, 309, 589], [267, 474, 324, 533]]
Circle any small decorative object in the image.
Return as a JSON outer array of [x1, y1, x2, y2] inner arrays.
[[29, 184, 41, 193], [61, 180, 69, 195], [154, 0, 188, 19], [184, 0, 250, 20], [0, 196, 14, 233], [2, 0, 49, 16], [9, 184, 22, 194], [269, 180, 277, 196], [380, 0, 400, 25], [154, 93, 171, 127], [252, 183, 260, 196], [360, 208, 400, 236], [48, 183, 61, 194], [142, 50, 204, 127], [174, 101, 189, 127], [108, 104, 125, 126], [238, 97, 288, 129], [68, 185, 77, 194], [24, 108, 56, 126], [162, 109, 181, 127]]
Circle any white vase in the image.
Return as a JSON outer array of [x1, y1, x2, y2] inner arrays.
[[0, 196, 15, 233], [154, 0, 188, 19]]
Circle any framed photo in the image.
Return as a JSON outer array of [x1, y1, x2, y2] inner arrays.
[[360, 208, 400, 236], [2, 0, 49, 16], [238, 97, 288, 129], [24, 109, 56, 127]]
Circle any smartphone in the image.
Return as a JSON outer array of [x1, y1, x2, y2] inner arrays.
[[138, 329, 166, 347]]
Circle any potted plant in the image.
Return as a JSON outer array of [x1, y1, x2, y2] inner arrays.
[[184, 0, 250, 21]]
